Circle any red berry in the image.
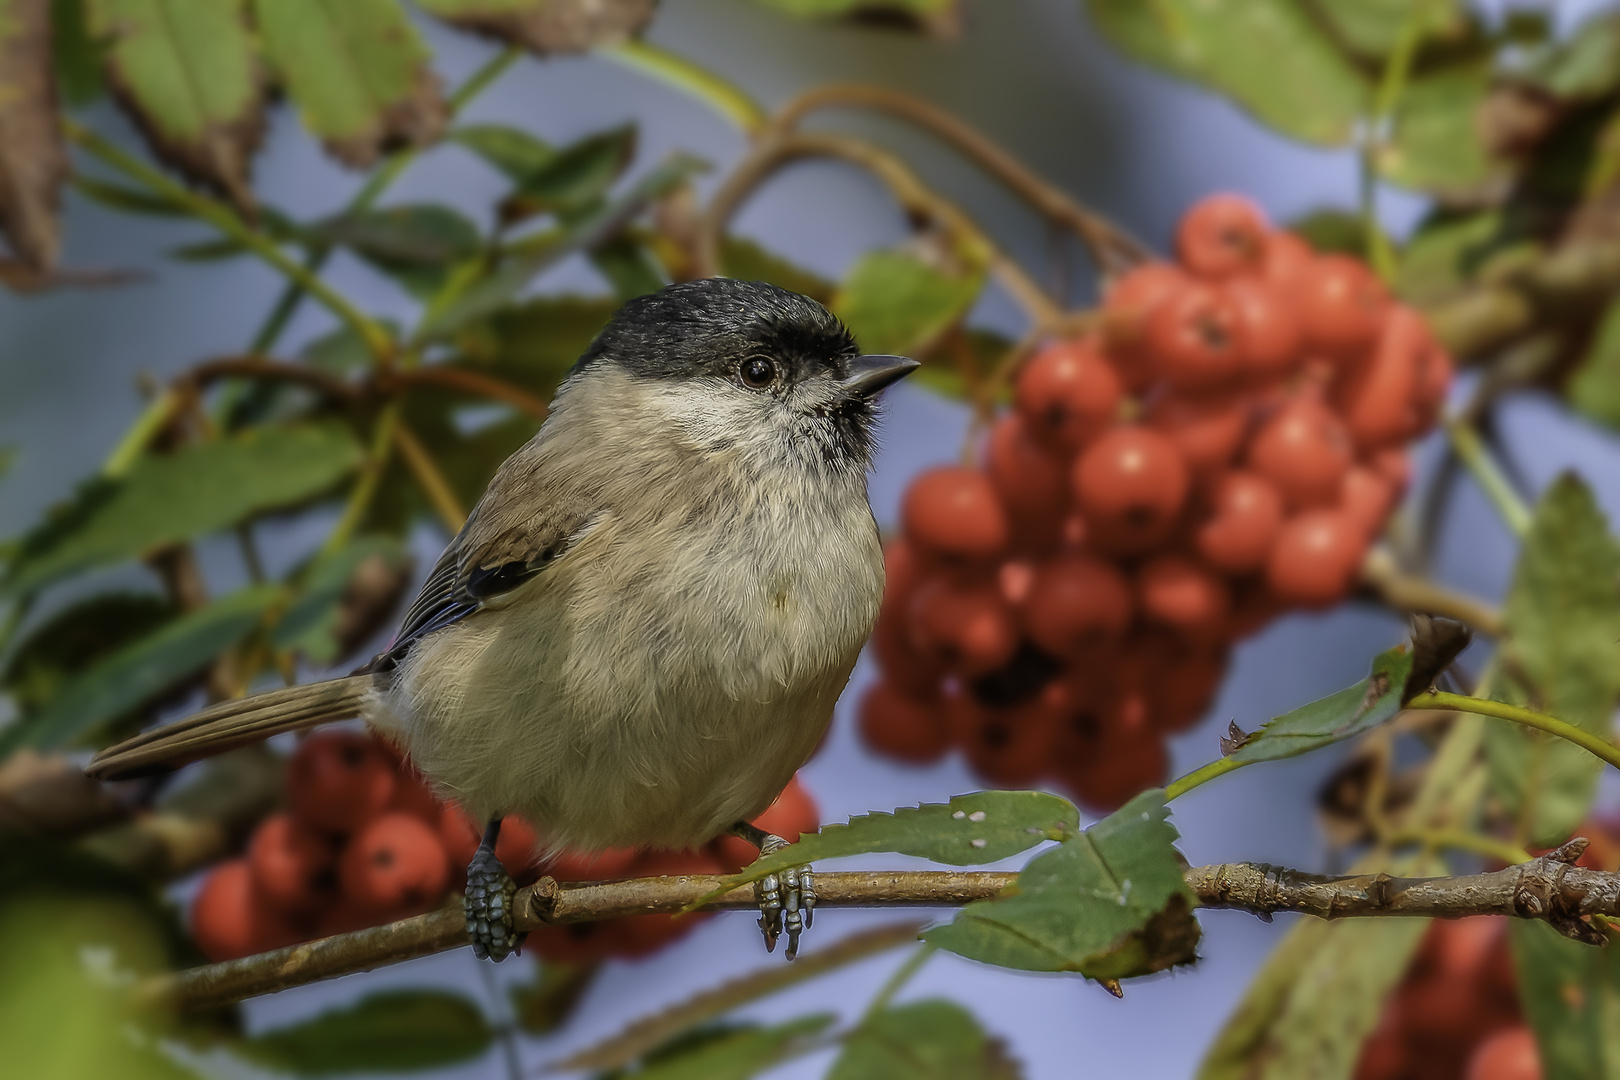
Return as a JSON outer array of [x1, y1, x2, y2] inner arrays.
[[717, 775, 819, 869], [857, 681, 949, 764], [1073, 426, 1190, 532], [872, 540, 946, 696], [389, 768, 444, 825], [191, 859, 302, 962], [1196, 471, 1285, 574], [1339, 466, 1395, 540], [1260, 230, 1314, 300], [984, 413, 1070, 546], [1338, 306, 1426, 449], [902, 467, 1010, 562], [959, 699, 1061, 788], [1021, 555, 1132, 658], [1103, 263, 1186, 384], [1061, 735, 1169, 812], [1176, 193, 1269, 278], [610, 849, 727, 958], [544, 846, 640, 881], [1267, 510, 1366, 608], [1298, 254, 1389, 357], [437, 807, 540, 879], [1146, 282, 1242, 391], [1414, 338, 1454, 424], [1226, 278, 1302, 382], [1014, 339, 1123, 451], [286, 731, 397, 834], [1247, 394, 1354, 509], [1136, 555, 1230, 641], [248, 813, 337, 917], [1147, 393, 1249, 479], [1372, 448, 1412, 495], [339, 812, 450, 914], [1148, 645, 1227, 734], [1466, 1027, 1541, 1080], [908, 576, 1020, 676]]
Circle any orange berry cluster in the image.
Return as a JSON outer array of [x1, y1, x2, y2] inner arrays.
[[190, 730, 818, 964], [860, 194, 1452, 811]]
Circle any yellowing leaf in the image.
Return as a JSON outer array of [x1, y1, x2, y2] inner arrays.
[[833, 249, 984, 358]]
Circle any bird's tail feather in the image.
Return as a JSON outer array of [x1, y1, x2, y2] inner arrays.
[[86, 675, 378, 781]]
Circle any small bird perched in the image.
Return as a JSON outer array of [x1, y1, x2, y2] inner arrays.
[[89, 279, 918, 961]]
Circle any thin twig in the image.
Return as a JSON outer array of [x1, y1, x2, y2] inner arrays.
[[1446, 419, 1533, 537], [392, 421, 468, 533], [381, 367, 549, 418], [769, 83, 1150, 276], [695, 130, 1063, 328], [1407, 690, 1620, 772], [1359, 547, 1505, 637], [137, 843, 1620, 1013]]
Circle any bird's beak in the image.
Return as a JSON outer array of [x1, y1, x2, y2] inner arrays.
[[842, 354, 921, 398]]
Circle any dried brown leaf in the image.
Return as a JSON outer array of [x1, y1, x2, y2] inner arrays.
[[0, 0, 69, 268], [418, 0, 658, 55]]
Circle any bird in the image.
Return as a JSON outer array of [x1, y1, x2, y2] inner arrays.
[[88, 278, 919, 962]]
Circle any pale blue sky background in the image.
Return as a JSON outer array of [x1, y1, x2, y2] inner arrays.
[[5, 1, 1620, 1077]]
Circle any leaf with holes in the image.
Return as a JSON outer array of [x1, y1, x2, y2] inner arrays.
[[241, 989, 493, 1075], [0, 0, 69, 268], [416, 0, 658, 55], [830, 1000, 1017, 1080], [1485, 474, 1620, 846], [833, 249, 984, 358], [86, 0, 264, 208], [923, 790, 1198, 981], [1086, 0, 1369, 146], [0, 584, 282, 754], [716, 790, 1077, 895], [253, 0, 446, 168], [2, 422, 363, 598]]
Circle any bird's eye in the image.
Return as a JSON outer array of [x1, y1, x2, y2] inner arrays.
[[739, 357, 776, 389]]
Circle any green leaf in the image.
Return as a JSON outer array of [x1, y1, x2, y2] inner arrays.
[[0, 584, 281, 753], [70, 176, 190, 216], [1376, 60, 1499, 194], [3, 421, 363, 598], [419, 152, 706, 339], [830, 1000, 1014, 1080], [1198, 862, 1438, 1080], [85, 0, 263, 207], [242, 989, 493, 1075], [1224, 646, 1414, 765], [452, 294, 617, 396], [1395, 210, 1532, 307], [1085, 0, 1370, 145], [719, 790, 1078, 892], [0, 0, 70, 269], [1304, 0, 1471, 60], [1509, 920, 1620, 1080], [498, 124, 636, 224], [720, 236, 834, 302], [312, 204, 483, 267], [1569, 297, 1620, 431], [923, 790, 1200, 981], [415, 0, 658, 55], [50, 0, 106, 106], [832, 249, 984, 358], [626, 1016, 834, 1080], [270, 536, 408, 664], [589, 234, 667, 300], [1517, 12, 1620, 103], [450, 124, 554, 182], [1485, 474, 1620, 846], [1288, 208, 1367, 256], [1, 591, 175, 714], [253, 0, 445, 168]]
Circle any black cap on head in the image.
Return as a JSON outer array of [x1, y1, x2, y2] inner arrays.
[[572, 278, 859, 384]]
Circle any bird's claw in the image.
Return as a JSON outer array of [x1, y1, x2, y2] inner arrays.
[[465, 842, 521, 962], [753, 833, 815, 960]]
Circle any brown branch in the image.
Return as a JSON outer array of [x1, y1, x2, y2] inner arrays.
[[769, 83, 1152, 276], [1358, 547, 1505, 637], [139, 843, 1620, 1014], [380, 367, 550, 419], [181, 356, 361, 402], [695, 130, 1064, 328], [391, 420, 468, 533]]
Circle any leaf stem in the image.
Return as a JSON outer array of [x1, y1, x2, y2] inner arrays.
[[1164, 757, 1245, 802], [861, 942, 937, 1023], [1406, 690, 1620, 772], [322, 404, 400, 556], [1360, 9, 1425, 283], [1445, 420, 1532, 537], [1385, 827, 1531, 866], [599, 41, 767, 135], [62, 121, 392, 361], [393, 420, 468, 533]]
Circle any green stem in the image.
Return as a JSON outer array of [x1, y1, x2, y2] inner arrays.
[[1446, 420, 1533, 537], [599, 41, 767, 135], [102, 388, 178, 476], [63, 121, 392, 361], [1164, 757, 1244, 803], [322, 403, 400, 556], [1359, 10, 1424, 284], [1408, 690, 1620, 773], [1385, 827, 1531, 867], [862, 942, 936, 1023]]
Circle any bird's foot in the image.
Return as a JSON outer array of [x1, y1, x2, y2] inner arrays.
[[733, 824, 814, 960], [465, 820, 521, 962]]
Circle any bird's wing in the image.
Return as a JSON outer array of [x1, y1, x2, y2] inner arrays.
[[360, 502, 602, 673]]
